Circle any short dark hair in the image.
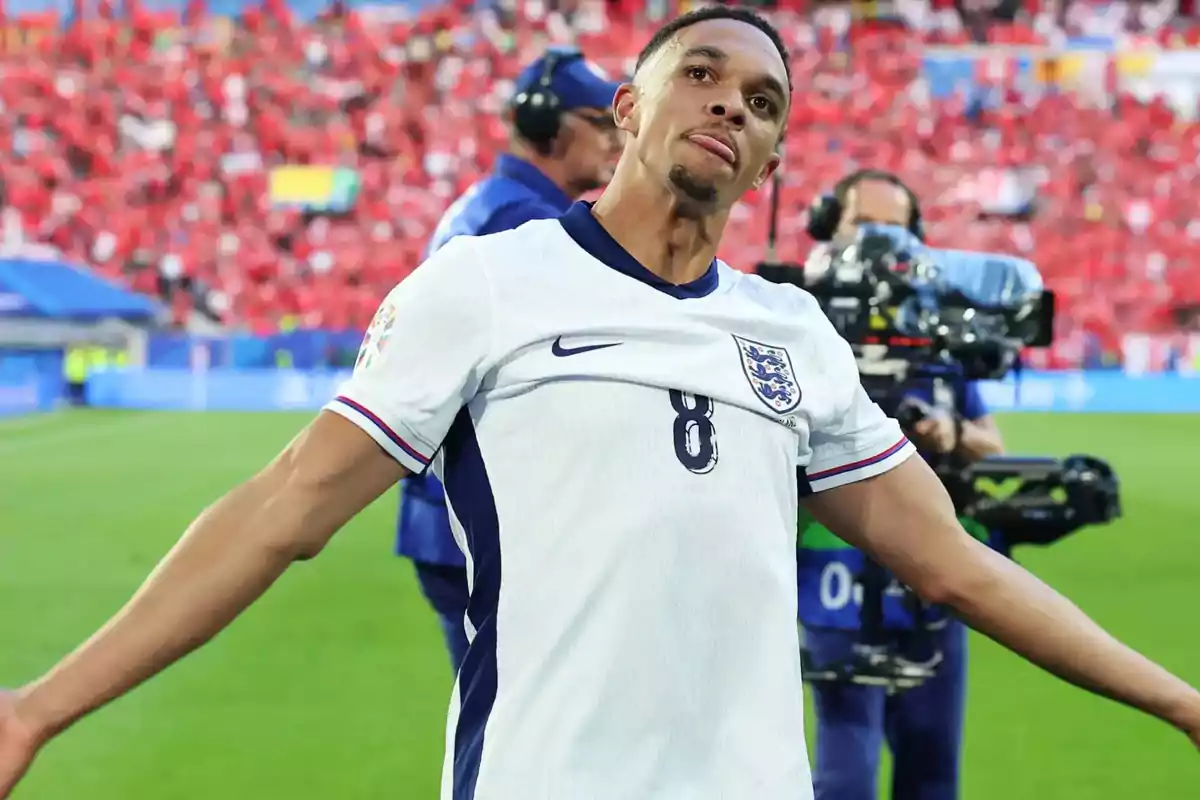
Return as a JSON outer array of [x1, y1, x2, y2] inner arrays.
[[634, 6, 792, 92], [834, 169, 918, 212]]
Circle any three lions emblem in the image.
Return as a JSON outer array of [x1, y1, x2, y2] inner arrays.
[[732, 335, 802, 414]]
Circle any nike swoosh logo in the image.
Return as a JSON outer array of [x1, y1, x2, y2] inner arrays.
[[551, 336, 624, 357]]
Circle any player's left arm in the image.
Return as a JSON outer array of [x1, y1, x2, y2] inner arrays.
[[800, 386, 1200, 743]]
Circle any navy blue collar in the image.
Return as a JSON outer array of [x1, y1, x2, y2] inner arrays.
[[494, 154, 574, 212], [557, 202, 720, 299]]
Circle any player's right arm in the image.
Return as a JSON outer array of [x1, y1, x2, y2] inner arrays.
[[797, 313, 1200, 751], [0, 236, 494, 796], [9, 412, 408, 747]]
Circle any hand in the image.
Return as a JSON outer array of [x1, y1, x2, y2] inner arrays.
[[911, 414, 956, 454], [0, 690, 42, 799]]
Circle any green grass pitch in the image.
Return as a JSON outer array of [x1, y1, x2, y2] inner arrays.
[[1, 410, 1198, 799]]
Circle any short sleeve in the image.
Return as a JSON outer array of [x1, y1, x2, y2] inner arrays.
[[799, 385, 916, 494], [795, 308, 917, 494], [324, 236, 492, 474]]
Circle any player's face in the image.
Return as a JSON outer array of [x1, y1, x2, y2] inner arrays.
[[614, 19, 788, 213], [559, 107, 622, 193], [836, 180, 912, 239]]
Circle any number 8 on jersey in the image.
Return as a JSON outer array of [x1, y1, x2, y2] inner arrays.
[[670, 389, 718, 474]]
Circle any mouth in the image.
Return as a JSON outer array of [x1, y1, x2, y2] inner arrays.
[[685, 131, 738, 167]]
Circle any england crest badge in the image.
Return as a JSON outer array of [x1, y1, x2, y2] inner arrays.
[[732, 335, 802, 414]]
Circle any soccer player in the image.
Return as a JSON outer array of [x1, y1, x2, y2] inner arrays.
[[798, 171, 1006, 800], [1, 9, 1198, 800], [400, 46, 621, 674]]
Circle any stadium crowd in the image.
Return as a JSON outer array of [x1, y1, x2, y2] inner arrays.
[[2, 0, 1200, 366]]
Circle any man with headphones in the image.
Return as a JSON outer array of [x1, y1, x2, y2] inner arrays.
[[398, 46, 622, 674], [798, 170, 1005, 800], [802, 169, 924, 282]]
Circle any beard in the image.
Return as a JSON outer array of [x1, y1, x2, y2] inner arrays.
[[667, 164, 719, 214]]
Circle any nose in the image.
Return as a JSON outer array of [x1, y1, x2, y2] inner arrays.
[[706, 97, 746, 129]]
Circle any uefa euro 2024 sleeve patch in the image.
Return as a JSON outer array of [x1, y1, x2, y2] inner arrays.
[[732, 334, 802, 414], [356, 300, 397, 370]]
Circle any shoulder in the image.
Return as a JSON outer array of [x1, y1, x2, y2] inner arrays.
[[721, 263, 860, 400], [432, 218, 567, 284], [473, 216, 564, 250], [381, 234, 485, 304], [425, 230, 482, 266], [719, 264, 834, 327]]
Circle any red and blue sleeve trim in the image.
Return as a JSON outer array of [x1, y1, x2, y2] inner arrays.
[[332, 395, 431, 466], [808, 437, 909, 482]]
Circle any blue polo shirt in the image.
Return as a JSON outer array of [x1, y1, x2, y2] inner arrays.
[[395, 155, 574, 566]]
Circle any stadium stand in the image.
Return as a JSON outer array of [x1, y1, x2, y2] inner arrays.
[[1, 1, 1200, 368]]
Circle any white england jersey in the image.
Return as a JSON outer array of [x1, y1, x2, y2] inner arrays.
[[326, 202, 915, 800]]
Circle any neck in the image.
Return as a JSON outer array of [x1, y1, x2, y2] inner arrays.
[[589, 165, 727, 286], [509, 144, 580, 199]]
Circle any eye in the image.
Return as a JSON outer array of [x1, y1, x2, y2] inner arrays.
[[749, 96, 777, 116], [685, 65, 713, 82]]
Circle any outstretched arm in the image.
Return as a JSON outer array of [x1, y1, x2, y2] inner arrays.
[[803, 455, 1200, 741], [2, 234, 496, 798], [14, 412, 407, 743]]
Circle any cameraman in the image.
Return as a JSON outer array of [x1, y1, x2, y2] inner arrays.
[[798, 170, 1004, 800]]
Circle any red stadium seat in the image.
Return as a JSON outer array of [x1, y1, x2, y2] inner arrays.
[[1, 5, 1198, 364]]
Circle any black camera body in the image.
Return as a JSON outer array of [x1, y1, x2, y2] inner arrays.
[[763, 223, 1056, 382], [759, 225, 1122, 692]]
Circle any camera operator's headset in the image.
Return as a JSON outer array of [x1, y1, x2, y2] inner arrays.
[[511, 45, 584, 156], [806, 169, 925, 242]]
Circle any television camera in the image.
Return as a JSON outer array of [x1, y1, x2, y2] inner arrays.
[[756, 188, 1122, 693]]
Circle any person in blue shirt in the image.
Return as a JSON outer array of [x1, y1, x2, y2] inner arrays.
[[398, 46, 622, 674], [798, 171, 1006, 800]]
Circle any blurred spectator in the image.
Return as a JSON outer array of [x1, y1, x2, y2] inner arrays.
[[1, 0, 1200, 369]]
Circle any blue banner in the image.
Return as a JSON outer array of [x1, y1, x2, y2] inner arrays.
[[86, 367, 351, 411], [84, 368, 1200, 414], [0, 350, 63, 417], [978, 372, 1200, 414], [145, 330, 363, 370]]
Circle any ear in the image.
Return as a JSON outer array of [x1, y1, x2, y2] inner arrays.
[[752, 152, 782, 191], [613, 83, 639, 136]]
